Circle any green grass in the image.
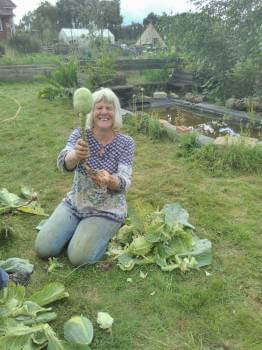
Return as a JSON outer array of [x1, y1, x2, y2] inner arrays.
[[1, 82, 262, 349], [0, 52, 62, 65]]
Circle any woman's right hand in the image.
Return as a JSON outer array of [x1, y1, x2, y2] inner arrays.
[[74, 139, 89, 161]]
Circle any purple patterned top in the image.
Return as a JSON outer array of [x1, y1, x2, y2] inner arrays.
[[57, 128, 134, 222]]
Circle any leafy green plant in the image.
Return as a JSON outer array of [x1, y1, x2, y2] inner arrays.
[[84, 55, 116, 91], [47, 258, 64, 273], [38, 58, 78, 100], [230, 58, 262, 98], [201, 76, 221, 102]]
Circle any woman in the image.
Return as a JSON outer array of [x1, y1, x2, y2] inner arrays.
[[35, 88, 134, 266]]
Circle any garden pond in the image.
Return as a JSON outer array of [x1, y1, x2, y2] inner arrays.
[[148, 106, 262, 140]]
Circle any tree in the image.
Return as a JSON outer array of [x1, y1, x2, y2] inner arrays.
[[18, 1, 58, 44], [143, 12, 160, 27], [99, 0, 122, 37]]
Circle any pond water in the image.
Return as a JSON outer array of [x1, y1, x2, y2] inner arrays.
[[148, 106, 262, 140]]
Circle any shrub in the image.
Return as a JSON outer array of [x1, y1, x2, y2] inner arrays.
[[8, 33, 41, 54], [84, 55, 116, 91], [229, 58, 262, 98]]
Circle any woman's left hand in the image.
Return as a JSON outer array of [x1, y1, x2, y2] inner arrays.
[[90, 170, 110, 187], [90, 170, 119, 190]]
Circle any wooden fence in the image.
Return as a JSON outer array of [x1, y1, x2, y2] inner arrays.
[[0, 64, 56, 81]]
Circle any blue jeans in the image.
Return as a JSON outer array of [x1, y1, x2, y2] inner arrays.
[[34, 203, 122, 266]]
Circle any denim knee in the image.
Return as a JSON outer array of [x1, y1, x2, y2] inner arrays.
[[67, 246, 103, 266], [35, 239, 61, 259]]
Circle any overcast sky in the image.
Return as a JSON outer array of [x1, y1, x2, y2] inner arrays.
[[13, 0, 195, 25]]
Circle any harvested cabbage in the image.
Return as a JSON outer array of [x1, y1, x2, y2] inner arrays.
[[64, 315, 94, 346], [97, 312, 114, 330], [126, 236, 152, 257]]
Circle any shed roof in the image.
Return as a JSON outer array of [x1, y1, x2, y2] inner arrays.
[[136, 23, 166, 47]]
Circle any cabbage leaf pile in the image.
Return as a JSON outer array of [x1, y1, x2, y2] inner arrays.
[[0, 282, 113, 349], [0, 187, 48, 217], [107, 203, 212, 272]]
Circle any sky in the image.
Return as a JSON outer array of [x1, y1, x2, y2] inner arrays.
[[13, 0, 195, 25]]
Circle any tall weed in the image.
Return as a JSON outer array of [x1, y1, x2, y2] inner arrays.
[[124, 113, 168, 141], [184, 143, 262, 174]]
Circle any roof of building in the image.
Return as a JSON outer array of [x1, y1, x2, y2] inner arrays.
[[136, 23, 166, 47], [0, 0, 16, 16]]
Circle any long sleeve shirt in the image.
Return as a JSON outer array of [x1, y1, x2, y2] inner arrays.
[[57, 128, 134, 222]]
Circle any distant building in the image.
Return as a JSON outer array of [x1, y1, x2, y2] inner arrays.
[[0, 0, 16, 40], [58, 28, 115, 46], [136, 23, 166, 47]]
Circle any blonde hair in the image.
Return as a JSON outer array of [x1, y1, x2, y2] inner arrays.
[[86, 88, 122, 129]]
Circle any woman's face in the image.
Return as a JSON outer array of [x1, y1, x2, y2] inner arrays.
[[93, 100, 115, 131]]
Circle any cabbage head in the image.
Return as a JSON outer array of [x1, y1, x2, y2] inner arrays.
[[64, 315, 93, 345], [116, 225, 134, 244], [127, 236, 152, 257]]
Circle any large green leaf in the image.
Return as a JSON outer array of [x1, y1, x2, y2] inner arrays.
[[0, 323, 47, 350], [0, 283, 25, 317], [17, 203, 48, 217], [20, 186, 37, 200], [16, 312, 57, 326], [0, 188, 22, 207], [61, 341, 91, 350], [45, 324, 65, 350], [29, 283, 69, 307], [0, 258, 34, 274], [117, 254, 136, 271], [12, 301, 52, 318], [177, 238, 212, 268], [161, 203, 195, 229]]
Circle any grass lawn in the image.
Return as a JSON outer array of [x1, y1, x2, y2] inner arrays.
[[0, 82, 262, 350]]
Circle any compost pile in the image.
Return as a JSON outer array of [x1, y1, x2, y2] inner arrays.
[[107, 203, 212, 272]]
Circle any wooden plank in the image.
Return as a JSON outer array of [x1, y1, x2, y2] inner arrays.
[[80, 58, 180, 71]]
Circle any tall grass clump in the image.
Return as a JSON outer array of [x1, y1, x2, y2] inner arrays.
[[184, 142, 262, 174], [178, 132, 200, 153], [123, 113, 168, 141]]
